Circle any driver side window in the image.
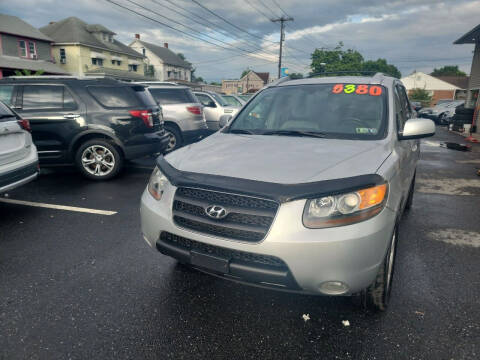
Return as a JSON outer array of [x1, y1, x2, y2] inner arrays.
[[196, 94, 215, 107], [394, 87, 407, 132]]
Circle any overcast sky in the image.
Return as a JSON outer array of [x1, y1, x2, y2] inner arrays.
[[2, 0, 479, 81]]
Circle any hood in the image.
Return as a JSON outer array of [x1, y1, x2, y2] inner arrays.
[[165, 133, 391, 184]]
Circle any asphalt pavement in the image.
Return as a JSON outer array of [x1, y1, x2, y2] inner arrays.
[[1, 127, 479, 359]]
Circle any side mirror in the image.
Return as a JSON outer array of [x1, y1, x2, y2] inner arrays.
[[399, 118, 435, 140], [219, 115, 233, 128], [206, 101, 216, 108]]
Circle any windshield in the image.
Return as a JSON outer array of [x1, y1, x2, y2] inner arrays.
[[223, 95, 243, 107], [228, 84, 387, 140], [211, 93, 229, 107]]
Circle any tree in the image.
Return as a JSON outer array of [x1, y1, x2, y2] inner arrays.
[[289, 73, 304, 79], [194, 76, 204, 83], [362, 59, 401, 79], [409, 88, 432, 107], [430, 65, 466, 77], [210, 81, 221, 85], [241, 69, 250, 78], [177, 53, 186, 61], [310, 42, 401, 78], [14, 69, 45, 76]]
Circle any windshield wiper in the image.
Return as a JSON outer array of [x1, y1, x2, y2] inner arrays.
[[261, 130, 327, 138], [0, 114, 15, 119], [229, 129, 256, 135]]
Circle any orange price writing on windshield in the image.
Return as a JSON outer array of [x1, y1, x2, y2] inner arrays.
[[332, 84, 383, 96]]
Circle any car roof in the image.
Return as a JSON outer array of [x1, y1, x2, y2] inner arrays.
[[0, 76, 131, 86], [145, 85, 190, 90], [273, 74, 397, 88]]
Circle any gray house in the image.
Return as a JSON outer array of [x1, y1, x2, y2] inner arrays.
[[0, 13, 66, 78], [129, 35, 192, 81]]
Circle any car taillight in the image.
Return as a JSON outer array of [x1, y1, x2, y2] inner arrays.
[[186, 106, 202, 115], [129, 109, 153, 128], [18, 119, 31, 132]]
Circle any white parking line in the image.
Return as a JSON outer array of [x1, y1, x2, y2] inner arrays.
[[0, 198, 117, 216]]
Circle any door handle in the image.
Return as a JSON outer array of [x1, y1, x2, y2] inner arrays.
[[64, 114, 80, 119]]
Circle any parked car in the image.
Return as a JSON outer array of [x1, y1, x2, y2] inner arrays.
[[222, 94, 246, 107], [410, 101, 422, 112], [145, 84, 208, 152], [238, 94, 253, 102], [193, 91, 240, 131], [0, 100, 38, 194], [418, 100, 464, 124], [141, 74, 435, 311], [0, 76, 168, 180]]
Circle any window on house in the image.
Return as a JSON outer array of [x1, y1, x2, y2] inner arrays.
[[111, 60, 115, 65], [92, 58, 104, 66], [109, 34, 113, 42], [128, 64, 138, 72], [18, 40, 27, 57], [60, 49, 66, 63], [142, 48, 146, 56], [28, 42, 37, 58], [117, 60, 121, 66]]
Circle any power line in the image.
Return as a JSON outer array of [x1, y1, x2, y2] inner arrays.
[[271, 16, 294, 78], [155, 0, 276, 55], [258, 0, 280, 18], [270, 0, 288, 16], [190, 0, 274, 43], [244, 0, 274, 22], [105, 0, 280, 64], [123, 0, 273, 57]]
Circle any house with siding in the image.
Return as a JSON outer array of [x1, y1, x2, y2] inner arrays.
[[39, 17, 150, 81], [222, 70, 270, 95], [454, 23, 480, 130], [0, 13, 67, 78], [129, 35, 192, 82], [400, 71, 462, 106]]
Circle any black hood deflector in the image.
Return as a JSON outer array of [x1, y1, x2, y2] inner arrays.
[[157, 156, 385, 203]]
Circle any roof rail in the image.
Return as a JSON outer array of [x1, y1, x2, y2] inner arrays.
[[307, 71, 384, 78], [6, 75, 114, 80], [267, 76, 292, 87]]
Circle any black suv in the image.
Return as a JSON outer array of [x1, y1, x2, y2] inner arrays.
[[0, 77, 168, 180]]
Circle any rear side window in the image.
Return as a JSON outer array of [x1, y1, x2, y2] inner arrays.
[[22, 85, 77, 110], [88, 86, 140, 108], [133, 86, 157, 107], [0, 85, 14, 105], [149, 88, 196, 105], [0, 101, 17, 121]]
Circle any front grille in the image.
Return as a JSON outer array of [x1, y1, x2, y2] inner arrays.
[[160, 232, 286, 268], [172, 187, 279, 242]]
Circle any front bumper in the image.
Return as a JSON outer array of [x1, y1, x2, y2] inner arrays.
[[140, 184, 397, 295]]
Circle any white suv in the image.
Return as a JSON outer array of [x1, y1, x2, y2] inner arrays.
[[0, 101, 38, 194]]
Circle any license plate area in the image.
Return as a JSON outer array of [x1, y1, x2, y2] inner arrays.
[[191, 250, 229, 274]]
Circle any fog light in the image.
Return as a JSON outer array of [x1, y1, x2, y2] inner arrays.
[[319, 281, 349, 295]]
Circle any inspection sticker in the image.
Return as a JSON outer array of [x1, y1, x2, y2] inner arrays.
[[356, 127, 378, 134]]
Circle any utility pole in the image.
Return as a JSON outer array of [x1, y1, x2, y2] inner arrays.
[[271, 16, 294, 79]]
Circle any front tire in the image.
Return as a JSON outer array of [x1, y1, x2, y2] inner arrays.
[[75, 139, 123, 180], [365, 227, 398, 311]]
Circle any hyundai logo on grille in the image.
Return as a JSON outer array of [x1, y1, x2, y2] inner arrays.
[[205, 205, 227, 219]]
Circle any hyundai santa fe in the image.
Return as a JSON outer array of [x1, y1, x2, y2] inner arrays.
[[140, 74, 435, 311]]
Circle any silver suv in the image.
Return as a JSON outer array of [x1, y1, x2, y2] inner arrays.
[[141, 74, 435, 311], [193, 91, 240, 131], [146, 85, 208, 152]]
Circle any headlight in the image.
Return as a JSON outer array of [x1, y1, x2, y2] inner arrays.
[[303, 184, 388, 228], [147, 166, 169, 200]]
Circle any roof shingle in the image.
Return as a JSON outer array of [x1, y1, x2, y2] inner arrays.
[[39, 17, 142, 58], [0, 13, 52, 42], [132, 40, 191, 69]]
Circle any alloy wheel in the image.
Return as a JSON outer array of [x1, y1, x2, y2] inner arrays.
[[81, 145, 116, 176], [165, 130, 177, 151]]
